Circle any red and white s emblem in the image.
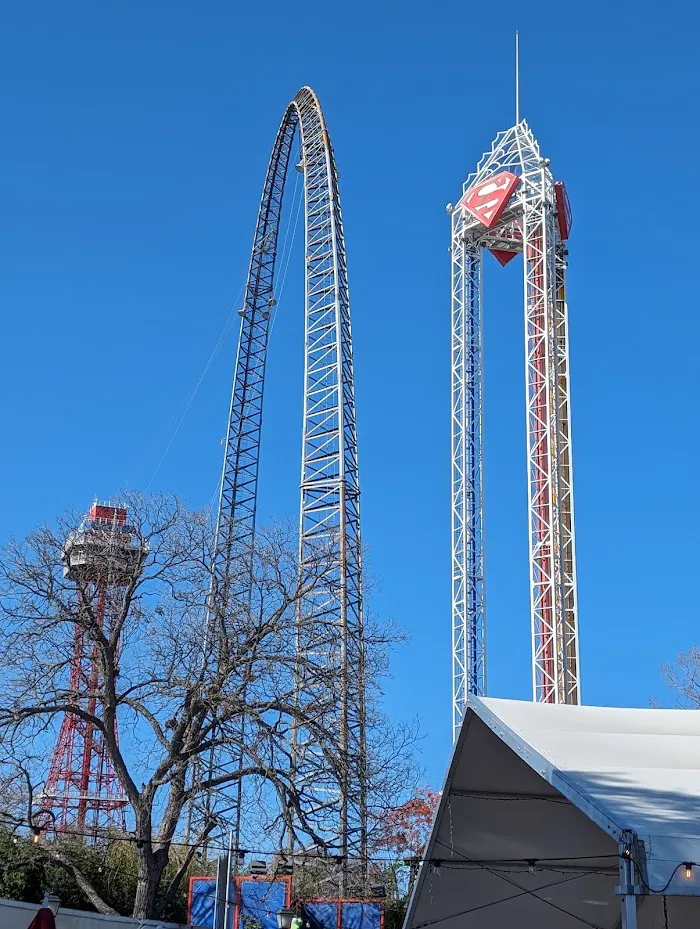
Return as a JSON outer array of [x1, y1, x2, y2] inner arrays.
[[460, 171, 520, 228]]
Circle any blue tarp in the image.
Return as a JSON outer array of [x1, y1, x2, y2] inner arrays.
[[238, 879, 289, 929], [302, 901, 338, 929], [190, 878, 217, 929], [189, 878, 382, 929], [341, 902, 382, 929], [300, 900, 382, 929], [190, 877, 288, 929]]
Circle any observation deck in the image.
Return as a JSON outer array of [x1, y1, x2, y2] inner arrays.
[[62, 503, 146, 585]]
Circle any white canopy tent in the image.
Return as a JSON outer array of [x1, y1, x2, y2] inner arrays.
[[403, 697, 700, 929]]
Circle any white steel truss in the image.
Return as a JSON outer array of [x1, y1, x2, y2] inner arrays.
[[554, 246, 579, 703], [451, 122, 580, 736], [211, 87, 365, 879], [294, 87, 365, 878], [451, 217, 485, 741]]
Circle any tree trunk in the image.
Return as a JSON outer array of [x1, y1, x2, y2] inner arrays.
[[133, 848, 166, 919]]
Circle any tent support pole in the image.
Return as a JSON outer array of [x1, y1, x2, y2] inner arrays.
[[617, 834, 640, 929], [620, 893, 638, 929]]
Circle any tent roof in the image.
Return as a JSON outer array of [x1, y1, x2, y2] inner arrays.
[[403, 697, 700, 929]]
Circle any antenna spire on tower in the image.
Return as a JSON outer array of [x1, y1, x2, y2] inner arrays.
[[515, 31, 520, 124]]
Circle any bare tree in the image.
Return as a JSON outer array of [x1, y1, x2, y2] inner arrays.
[[0, 492, 415, 919], [662, 646, 700, 707]]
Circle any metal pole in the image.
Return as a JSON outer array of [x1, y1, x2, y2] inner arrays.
[[620, 893, 639, 929], [617, 838, 639, 929], [223, 829, 234, 929]]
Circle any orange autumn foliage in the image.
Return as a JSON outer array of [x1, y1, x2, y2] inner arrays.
[[377, 788, 440, 856]]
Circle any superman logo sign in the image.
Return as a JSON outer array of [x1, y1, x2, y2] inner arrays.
[[460, 171, 520, 229]]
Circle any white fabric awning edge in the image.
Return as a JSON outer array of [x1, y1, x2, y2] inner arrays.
[[404, 696, 626, 929], [404, 695, 700, 929], [471, 696, 626, 841]]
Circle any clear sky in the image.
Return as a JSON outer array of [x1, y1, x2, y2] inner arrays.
[[1, 2, 698, 787]]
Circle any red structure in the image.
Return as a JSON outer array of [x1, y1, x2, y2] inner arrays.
[[41, 503, 144, 839]]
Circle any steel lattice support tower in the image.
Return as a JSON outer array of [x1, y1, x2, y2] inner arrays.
[[211, 87, 366, 882], [451, 240, 485, 736], [42, 504, 145, 839], [450, 121, 580, 740]]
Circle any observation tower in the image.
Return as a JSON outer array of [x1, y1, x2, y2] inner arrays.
[[42, 503, 145, 839]]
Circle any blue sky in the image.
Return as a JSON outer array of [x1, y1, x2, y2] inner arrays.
[[1, 2, 698, 786]]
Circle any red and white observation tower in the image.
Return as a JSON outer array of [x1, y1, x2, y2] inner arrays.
[[41, 503, 145, 838]]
